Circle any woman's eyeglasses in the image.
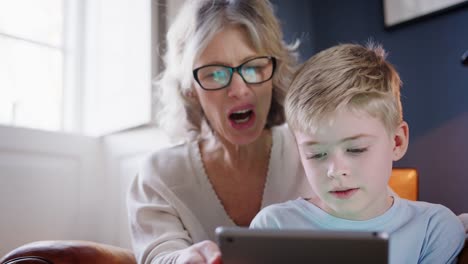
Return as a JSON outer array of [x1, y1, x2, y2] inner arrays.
[[193, 56, 276, 91]]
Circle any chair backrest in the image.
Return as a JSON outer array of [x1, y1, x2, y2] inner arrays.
[[459, 239, 468, 264], [389, 168, 418, 201]]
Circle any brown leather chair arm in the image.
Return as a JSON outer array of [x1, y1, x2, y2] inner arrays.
[[459, 238, 468, 264], [0, 240, 136, 264]]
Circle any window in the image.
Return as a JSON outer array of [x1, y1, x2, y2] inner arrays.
[[0, 0, 152, 136], [0, 0, 64, 131]]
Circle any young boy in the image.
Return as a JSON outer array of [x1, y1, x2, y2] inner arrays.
[[250, 43, 465, 263]]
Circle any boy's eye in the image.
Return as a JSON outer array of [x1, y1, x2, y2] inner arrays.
[[306, 152, 327, 160], [347, 148, 368, 154]]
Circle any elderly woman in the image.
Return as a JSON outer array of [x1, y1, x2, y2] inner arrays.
[[127, 1, 468, 264], [127, 0, 312, 263]]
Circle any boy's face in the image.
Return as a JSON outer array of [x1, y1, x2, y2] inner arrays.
[[294, 109, 408, 220]]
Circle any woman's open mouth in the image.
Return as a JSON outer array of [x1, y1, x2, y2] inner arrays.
[[230, 109, 253, 123], [228, 106, 256, 130]]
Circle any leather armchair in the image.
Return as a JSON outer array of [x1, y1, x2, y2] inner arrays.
[[1, 168, 467, 264], [0, 241, 136, 264], [461, 246, 468, 264]]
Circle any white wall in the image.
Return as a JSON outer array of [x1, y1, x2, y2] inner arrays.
[[0, 125, 170, 256], [0, 125, 102, 256]]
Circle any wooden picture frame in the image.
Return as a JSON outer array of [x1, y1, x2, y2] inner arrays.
[[383, 0, 468, 28]]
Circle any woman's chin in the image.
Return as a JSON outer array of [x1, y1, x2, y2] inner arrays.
[[226, 127, 265, 146]]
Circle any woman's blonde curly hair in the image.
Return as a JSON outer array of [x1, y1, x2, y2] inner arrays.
[[156, 0, 299, 142]]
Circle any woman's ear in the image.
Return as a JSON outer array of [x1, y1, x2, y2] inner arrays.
[[184, 88, 199, 105], [186, 89, 197, 99], [392, 121, 409, 161]]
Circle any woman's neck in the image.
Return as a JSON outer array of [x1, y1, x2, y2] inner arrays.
[[201, 129, 272, 173]]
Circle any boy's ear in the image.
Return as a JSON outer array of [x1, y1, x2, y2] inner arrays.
[[392, 121, 409, 161]]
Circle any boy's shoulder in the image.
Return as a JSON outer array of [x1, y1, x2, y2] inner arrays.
[[399, 199, 465, 262], [399, 198, 463, 228], [402, 198, 454, 215]]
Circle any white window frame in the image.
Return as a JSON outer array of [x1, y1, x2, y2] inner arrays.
[[77, 0, 153, 136]]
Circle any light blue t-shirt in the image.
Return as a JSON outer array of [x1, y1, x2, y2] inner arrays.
[[250, 196, 465, 264]]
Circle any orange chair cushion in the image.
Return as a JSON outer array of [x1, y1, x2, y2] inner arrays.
[[389, 168, 418, 201]]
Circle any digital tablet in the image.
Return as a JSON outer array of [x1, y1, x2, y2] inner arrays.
[[216, 226, 389, 264]]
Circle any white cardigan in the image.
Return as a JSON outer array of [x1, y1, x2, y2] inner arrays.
[[127, 125, 313, 264]]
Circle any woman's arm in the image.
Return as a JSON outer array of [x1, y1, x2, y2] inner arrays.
[[175, 241, 221, 264], [127, 171, 190, 263], [127, 149, 224, 264], [128, 172, 222, 264]]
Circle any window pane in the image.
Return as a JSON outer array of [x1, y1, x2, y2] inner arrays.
[[0, 37, 62, 131], [0, 0, 63, 47]]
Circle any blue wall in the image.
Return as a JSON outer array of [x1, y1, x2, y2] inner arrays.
[[272, 0, 468, 214], [271, 0, 316, 61]]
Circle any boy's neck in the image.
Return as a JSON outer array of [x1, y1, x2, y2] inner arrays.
[[307, 195, 395, 221]]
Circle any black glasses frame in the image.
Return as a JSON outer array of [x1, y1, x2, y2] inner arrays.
[[192, 56, 277, 91]]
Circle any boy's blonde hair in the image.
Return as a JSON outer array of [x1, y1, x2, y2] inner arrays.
[[285, 43, 403, 135], [157, 0, 298, 142]]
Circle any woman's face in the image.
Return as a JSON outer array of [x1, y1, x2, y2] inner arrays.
[[193, 25, 273, 145]]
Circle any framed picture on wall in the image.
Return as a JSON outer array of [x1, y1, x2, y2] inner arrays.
[[383, 0, 468, 28]]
